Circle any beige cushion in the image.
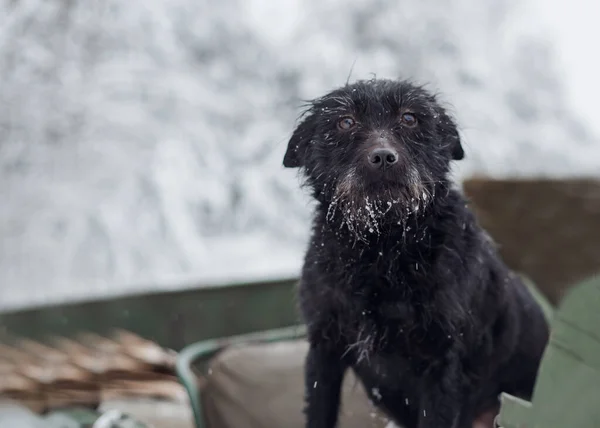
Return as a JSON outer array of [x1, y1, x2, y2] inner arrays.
[[201, 340, 394, 428]]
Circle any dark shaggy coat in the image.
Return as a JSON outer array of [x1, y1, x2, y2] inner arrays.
[[283, 78, 549, 428]]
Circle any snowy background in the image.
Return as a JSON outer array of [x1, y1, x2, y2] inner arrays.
[[1, 0, 599, 311]]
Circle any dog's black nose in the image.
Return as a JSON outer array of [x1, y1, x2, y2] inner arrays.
[[368, 148, 398, 169]]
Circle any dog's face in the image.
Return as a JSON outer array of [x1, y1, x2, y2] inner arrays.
[[284, 79, 464, 237]]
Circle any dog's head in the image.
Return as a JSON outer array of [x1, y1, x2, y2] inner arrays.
[[283, 79, 464, 236]]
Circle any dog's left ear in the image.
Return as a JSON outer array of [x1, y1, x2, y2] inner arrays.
[[283, 113, 316, 168], [438, 112, 464, 161]]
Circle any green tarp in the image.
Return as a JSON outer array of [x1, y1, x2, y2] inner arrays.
[[497, 275, 600, 428]]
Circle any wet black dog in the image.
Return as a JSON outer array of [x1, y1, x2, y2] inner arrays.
[[283, 79, 549, 428]]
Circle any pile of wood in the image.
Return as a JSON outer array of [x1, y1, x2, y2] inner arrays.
[[0, 329, 186, 414]]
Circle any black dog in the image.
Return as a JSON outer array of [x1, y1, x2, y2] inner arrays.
[[283, 78, 549, 428]]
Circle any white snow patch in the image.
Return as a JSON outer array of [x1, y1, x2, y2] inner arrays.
[[0, 0, 599, 311]]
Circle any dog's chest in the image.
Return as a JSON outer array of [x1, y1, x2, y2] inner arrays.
[[330, 264, 455, 364], [337, 289, 451, 365], [309, 236, 455, 361]]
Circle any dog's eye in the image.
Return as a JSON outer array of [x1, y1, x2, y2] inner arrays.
[[337, 116, 356, 130], [401, 112, 418, 127]]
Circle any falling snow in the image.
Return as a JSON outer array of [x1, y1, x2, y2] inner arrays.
[[371, 387, 383, 400]]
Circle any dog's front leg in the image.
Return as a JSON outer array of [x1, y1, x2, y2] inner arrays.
[[418, 361, 465, 428], [304, 343, 346, 428], [418, 387, 462, 428]]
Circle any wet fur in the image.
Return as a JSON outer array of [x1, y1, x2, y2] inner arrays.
[[283, 78, 549, 428]]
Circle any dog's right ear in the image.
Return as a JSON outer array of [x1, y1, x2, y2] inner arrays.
[[283, 114, 316, 168], [437, 110, 465, 161]]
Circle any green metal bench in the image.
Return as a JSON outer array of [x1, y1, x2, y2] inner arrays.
[[174, 277, 564, 428], [174, 276, 600, 428]]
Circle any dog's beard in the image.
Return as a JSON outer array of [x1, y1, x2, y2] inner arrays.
[[325, 166, 433, 242]]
